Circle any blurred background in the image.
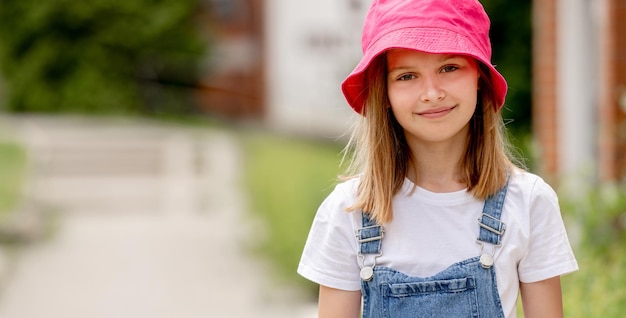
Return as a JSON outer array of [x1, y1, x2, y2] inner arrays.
[[0, 0, 624, 317]]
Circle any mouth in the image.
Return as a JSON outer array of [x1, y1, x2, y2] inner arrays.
[[415, 106, 457, 118]]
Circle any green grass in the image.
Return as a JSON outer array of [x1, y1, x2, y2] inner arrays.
[[241, 131, 344, 294], [561, 247, 626, 317], [560, 183, 626, 317], [0, 141, 27, 222]]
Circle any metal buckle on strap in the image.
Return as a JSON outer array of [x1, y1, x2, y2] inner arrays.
[[478, 213, 506, 236], [355, 225, 384, 243]]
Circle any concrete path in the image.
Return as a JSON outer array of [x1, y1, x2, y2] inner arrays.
[[0, 116, 316, 318]]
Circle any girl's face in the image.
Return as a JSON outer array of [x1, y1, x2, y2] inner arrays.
[[386, 49, 479, 146]]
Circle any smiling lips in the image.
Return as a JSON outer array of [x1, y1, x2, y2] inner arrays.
[[416, 106, 457, 119]]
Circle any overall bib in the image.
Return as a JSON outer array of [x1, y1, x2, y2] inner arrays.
[[356, 182, 509, 317]]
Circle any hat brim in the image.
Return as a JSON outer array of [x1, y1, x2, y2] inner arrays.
[[341, 28, 507, 114]]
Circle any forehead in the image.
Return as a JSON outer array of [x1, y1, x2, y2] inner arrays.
[[386, 49, 471, 66]]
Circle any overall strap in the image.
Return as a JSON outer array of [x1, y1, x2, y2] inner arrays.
[[356, 212, 383, 254], [477, 176, 510, 246]]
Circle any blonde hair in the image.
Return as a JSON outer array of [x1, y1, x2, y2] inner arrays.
[[343, 53, 519, 224]]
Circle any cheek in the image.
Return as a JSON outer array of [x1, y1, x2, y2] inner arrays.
[[455, 81, 479, 105], [470, 88, 479, 106], [387, 87, 413, 110], [463, 90, 479, 118], [467, 90, 478, 106], [387, 98, 409, 125], [388, 98, 411, 122]]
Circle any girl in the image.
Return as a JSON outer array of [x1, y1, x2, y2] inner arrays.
[[297, 0, 578, 317]]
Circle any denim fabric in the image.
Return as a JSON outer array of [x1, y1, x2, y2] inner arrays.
[[359, 182, 509, 317], [477, 177, 509, 246]]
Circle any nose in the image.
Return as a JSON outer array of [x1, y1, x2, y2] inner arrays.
[[420, 75, 445, 102]]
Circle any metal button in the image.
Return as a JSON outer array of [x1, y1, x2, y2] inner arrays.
[[360, 266, 374, 281], [480, 254, 494, 269]]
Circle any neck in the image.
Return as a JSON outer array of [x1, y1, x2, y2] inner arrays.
[[406, 137, 468, 193]]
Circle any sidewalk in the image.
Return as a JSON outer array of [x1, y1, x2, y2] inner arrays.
[[0, 116, 316, 318]]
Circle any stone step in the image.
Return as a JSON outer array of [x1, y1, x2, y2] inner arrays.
[[33, 145, 163, 176]]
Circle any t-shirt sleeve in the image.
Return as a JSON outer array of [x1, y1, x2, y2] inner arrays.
[[297, 184, 362, 291], [518, 177, 579, 283]]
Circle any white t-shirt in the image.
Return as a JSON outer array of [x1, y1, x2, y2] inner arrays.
[[298, 170, 578, 317]]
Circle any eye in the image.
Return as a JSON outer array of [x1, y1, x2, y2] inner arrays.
[[441, 65, 459, 73], [397, 73, 417, 81]]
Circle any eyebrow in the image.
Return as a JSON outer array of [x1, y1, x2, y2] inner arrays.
[[387, 54, 462, 73], [435, 54, 458, 62]]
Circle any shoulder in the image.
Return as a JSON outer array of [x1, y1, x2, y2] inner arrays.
[[506, 172, 579, 282], [507, 169, 558, 206], [298, 178, 363, 290], [322, 177, 360, 207], [503, 169, 562, 239], [311, 177, 361, 230], [334, 176, 361, 195]]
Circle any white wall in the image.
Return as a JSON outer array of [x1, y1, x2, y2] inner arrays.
[[556, 0, 597, 178], [264, 0, 371, 138]]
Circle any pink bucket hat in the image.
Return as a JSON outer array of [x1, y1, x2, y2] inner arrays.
[[341, 0, 508, 114]]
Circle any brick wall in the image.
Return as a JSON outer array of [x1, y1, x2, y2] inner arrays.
[[599, 0, 626, 182], [532, 0, 558, 181], [534, 0, 625, 182], [615, 0, 626, 180], [598, 0, 615, 181], [196, 0, 265, 118]]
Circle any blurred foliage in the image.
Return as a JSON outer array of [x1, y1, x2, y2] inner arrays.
[[481, 0, 532, 135], [561, 183, 626, 256], [241, 131, 344, 293], [559, 182, 626, 317], [0, 0, 206, 115], [0, 141, 27, 221]]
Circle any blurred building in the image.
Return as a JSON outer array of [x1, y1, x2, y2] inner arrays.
[[533, 0, 626, 183], [199, 0, 625, 181], [198, 0, 265, 118], [198, 0, 370, 137]]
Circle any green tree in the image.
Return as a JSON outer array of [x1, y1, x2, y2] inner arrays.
[[481, 0, 533, 134], [0, 0, 206, 115]]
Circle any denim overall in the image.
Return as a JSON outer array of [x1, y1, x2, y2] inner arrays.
[[356, 182, 509, 317]]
